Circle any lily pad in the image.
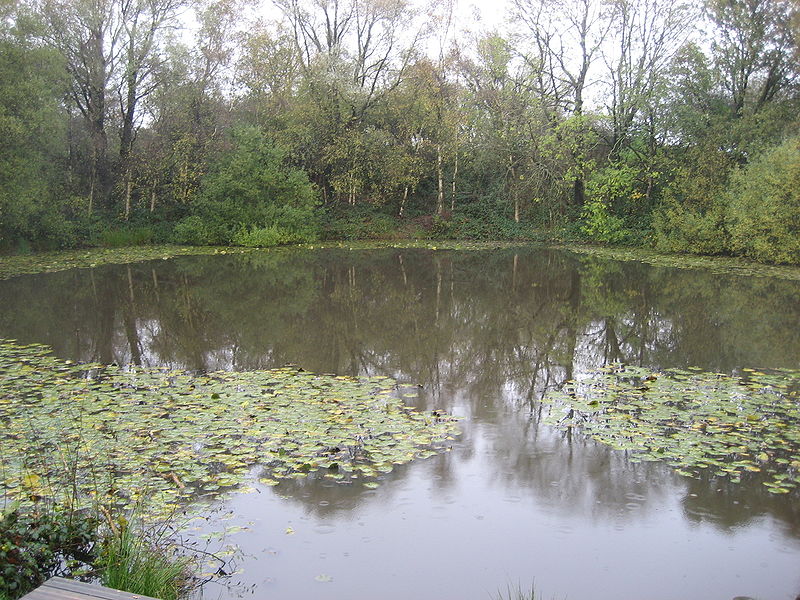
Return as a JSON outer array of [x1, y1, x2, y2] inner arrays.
[[0, 245, 255, 281], [543, 364, 800, 493], [0, 339, 459, 519]]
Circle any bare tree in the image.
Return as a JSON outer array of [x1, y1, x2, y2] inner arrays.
[[118, 0, 186, 218], [512, 0, 612, 116], [276, 0, 423, 118], [511, 0, 613, 206], [39, 0, 185, 214], [707, 0, 799, 116], [605, 0, 695, 155], [40, 0, 125, 211]]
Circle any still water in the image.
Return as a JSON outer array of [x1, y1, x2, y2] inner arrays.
[[1, 247, 799, 600]]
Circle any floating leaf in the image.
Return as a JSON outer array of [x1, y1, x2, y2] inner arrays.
[[543, 364, 800, 494], [0, 339, 460, 520]]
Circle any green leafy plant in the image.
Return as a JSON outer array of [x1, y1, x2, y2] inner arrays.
[[580, 164, 639, 243], [726, 137, 800, 264], [174, 127, 319, 246], [0, 503, 97, 599]]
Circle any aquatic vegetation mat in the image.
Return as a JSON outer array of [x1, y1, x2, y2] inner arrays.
[[561, 244, 800, 281], [0, 245, 252, 280], [0, 242, 525, 281], [543, 365, 800, 493], [301, 241, 528, 251], [0, 340, 458, 518]]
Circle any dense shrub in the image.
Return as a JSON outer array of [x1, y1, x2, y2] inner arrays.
[[95, 226, 155, 248], [321, 204, 400, 240], [652, 147, 734, 255], [426, 211, 539, 241], [580, 164, 639, 243], [174, 127, 318, 246], [172, 215, 219, 246], [652, 200, 728, 255], [726, 137, 800, 264], [0, 505, 97, 598], [0, 503, 197, 600], [232, 224, 316, 247]]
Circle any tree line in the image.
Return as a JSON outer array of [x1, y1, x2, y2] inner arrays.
[[1, 0, 798, 262]]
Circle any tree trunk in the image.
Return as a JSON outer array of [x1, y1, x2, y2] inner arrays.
[[124, 168, 133, 220], [573, 177, 585, 208], [149, 180, 157, 213], [87, 26, 112, 210], [89, 117, 111, 211], [436, 144, 444, 216], [400, 186, 408, 217], [450, 150, 458, 213]]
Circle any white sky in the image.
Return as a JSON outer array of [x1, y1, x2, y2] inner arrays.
[[246, 0, 514, 42], [463, 0, 510, 31]]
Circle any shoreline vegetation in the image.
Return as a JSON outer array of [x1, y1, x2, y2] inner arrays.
[[0, 502, 196, 600], [2, 0, 799, 269], [2, 240, 800, 283]]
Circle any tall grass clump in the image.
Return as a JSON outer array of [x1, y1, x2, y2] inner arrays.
[[492, 582, 540, 600], [100, 520, 194, 600]]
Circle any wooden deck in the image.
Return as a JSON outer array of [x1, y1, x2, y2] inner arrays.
[[19, 577, 161, 600]]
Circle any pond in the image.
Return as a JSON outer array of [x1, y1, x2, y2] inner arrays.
[[1, 246, 799, 600]]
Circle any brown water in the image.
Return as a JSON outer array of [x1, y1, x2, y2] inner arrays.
[[1, 247, 799, 600]]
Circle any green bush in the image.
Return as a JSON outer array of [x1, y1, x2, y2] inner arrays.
[[0, 504, 97, 599], [652, 200, 728, 255], [580, 163, 638, 243], [321, 205, 400, 240], [232, 224, 316, 247], [426, 206, 539, 241], [172, 215, 221, 246], [726, 137, 800, 264], [651, 146, 734, 255], [175, 127, 318, 246], [580, 198, 627, 243], [95, 226, 155, 248]]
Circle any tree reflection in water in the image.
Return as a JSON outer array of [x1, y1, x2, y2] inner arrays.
[[1, 247, 799, 537]]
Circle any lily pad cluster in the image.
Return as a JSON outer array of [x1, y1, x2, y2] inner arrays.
[[0, 245, 253, 281], [0, 339, 458, 518], [0, 241, 528, 281], [560, 244, 800, 281], [543, 365, 800, 493]]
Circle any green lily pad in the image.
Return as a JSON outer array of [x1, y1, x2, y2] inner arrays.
[[0, 339, 459, 520], [543, 364, 800, 494]]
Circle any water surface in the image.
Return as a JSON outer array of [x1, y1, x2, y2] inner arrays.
[[2, 247, 799, 599]]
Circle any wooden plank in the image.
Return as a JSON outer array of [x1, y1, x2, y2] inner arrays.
[[44, 578, 160, 600], [17, 588, 86, 600], [20, 578, 161, 600]]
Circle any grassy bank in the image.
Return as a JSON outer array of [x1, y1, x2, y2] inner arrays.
[[0, 504, 194, 600]]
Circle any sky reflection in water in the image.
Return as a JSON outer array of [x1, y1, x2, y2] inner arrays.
[[1, 247, 799, 600]]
